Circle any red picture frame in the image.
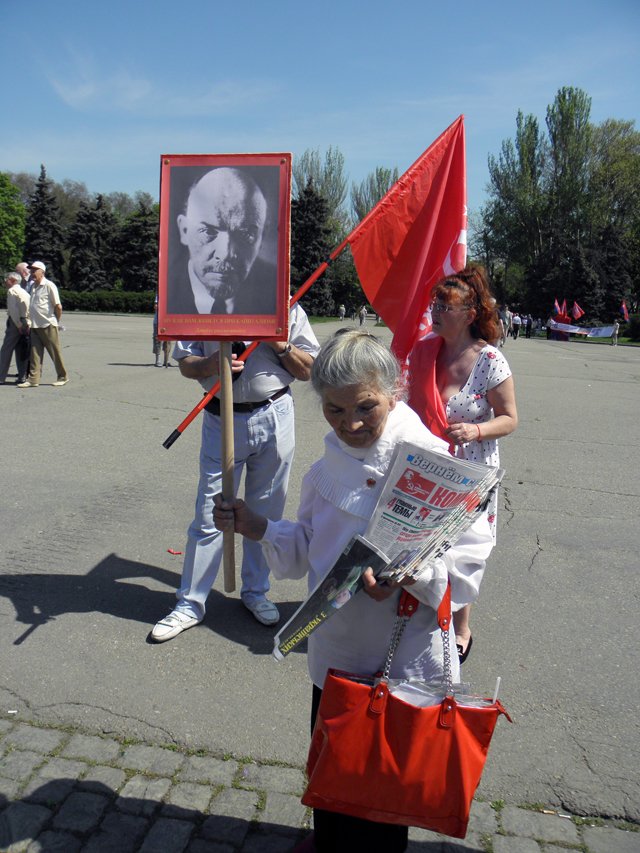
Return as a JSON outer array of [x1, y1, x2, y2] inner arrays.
[[157, 153, 291, 341]]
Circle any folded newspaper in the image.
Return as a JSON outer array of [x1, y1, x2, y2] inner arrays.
[[273, 442, 504, 660]]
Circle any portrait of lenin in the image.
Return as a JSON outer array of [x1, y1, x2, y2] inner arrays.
[[165, 164, 280, 316]]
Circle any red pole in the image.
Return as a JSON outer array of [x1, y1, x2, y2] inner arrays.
[[163, 238, 349, 448]]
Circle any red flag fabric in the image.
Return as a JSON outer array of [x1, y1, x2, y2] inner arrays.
[[560, 298, 567, 316], [572, 301, 585, 320], [348, 116, 466, 364], [553, 299, 561, 315], [621, 300, 629, 321]]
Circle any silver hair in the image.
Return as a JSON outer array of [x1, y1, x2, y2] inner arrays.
[[311, 330, 404, 399], [5, 272, 21, 284]]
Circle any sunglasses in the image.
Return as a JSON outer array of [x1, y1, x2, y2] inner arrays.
[[429, 301, 474, 314]]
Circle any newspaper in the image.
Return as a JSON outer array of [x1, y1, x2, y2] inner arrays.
[[366, 443, 503, 582], [272, 443, 503, 660]]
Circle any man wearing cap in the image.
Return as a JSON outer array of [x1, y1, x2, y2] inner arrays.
[[18, 262, 69, 388], [0, 272, 31, 385]]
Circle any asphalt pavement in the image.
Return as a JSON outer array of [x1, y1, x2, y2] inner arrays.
[[0, 313, 638, 852]]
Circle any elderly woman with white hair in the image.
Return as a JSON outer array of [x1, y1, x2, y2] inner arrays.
[[214, 329, 493, 853]]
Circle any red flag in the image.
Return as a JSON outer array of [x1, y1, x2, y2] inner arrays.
[[621, 300, 629, 321], [572, 301, 585, 320], [560, 298, 567, 316], [348, 116, 466, 364], [553, 299, 561, 315]]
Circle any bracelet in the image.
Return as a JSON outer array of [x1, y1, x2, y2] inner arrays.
[[475, 424, 482, 440]]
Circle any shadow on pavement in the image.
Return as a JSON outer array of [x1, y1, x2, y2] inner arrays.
[[0, 779, 461, 851], [0, 553, 306, 657]]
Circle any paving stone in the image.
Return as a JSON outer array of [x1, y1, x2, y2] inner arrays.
[[441, 833, 486, 852], [501, 807, 580, 844], [161, 781, 213, 819], [582, 825, 640, 853], [0, 776, 21, 802], [81, 811, 149, 853], [258, 791, 308, 831], [0, 750, 44, 781], [179, 755, 238, 786], [238, 763, 305, 796], [22, 757, 87, 804], [188, 841, 234, 853], [242, 831, 302, 852], [138, 816, 194, 852], [494, 837, 541, 853], [201, 788, 259, 846], [408, 824, 447, 843], [3, 726, 65, 755], [0, 802, 52, 852], [26, 830, 82, 852], [118, 744, 185, 776], [467, 800, 498, 835], [80, 765, 127, 794], [51, 791, 109, 833], [61, 734, 121, 764], [116, 775, 172, 816]]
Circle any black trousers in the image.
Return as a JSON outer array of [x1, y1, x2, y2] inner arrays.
[[310, 684, 409, 853]]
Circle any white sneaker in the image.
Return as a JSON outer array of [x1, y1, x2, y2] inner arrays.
[[243, 598, 280, 626], [52, 378, 68, 386], [151, 610, 201, 642]]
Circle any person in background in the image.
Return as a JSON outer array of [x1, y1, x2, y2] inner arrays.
[[17, 262, 68, 388], [153, 297, 171, 367], [0, 272, 30, 385], [525, 314, 533, 338], [511, 311, 522, 339], [214, 330, 492, 852], [407, 265, 518, 663], [612, 319, 620, 346], [16, 262, 33, 295]]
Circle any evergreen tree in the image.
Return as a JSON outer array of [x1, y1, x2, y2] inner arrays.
[[67, 196, 119, 290], [24, 165, 66, 285], [0, 172, 26, 270], [290, 180, 334, 316], [116, 201, 159, 292]]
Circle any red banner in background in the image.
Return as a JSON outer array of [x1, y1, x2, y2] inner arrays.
[[348, 116, 467, 365]]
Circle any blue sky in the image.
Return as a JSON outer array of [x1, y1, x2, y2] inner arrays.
[[2, 0, 638, 217]]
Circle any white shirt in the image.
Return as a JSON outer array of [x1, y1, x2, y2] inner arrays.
[[172, 303, 320, 402], [29, 278, 61, 328], [261, 402, 493, 687], [7, 284, 30, 330]]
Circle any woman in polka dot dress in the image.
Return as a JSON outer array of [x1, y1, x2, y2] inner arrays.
[[407, 265, 518, 664]]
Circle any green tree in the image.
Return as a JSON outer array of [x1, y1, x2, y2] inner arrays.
[[116, 200, 159, 292], [290, 180, 335, 316], [545, 86, 592, 244], [293, 147, 348, 236], [0, 173, 26, 270], [67, 195, 119, 290], [351, 166, 399, 222], [24, 165, 66, 285], [479, 87, 640, 321]]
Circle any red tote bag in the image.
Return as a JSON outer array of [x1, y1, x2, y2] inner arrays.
[[302, 587, 511, 839]]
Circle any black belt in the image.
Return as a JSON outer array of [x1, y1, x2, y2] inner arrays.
[[204, 387, 289, 415]]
